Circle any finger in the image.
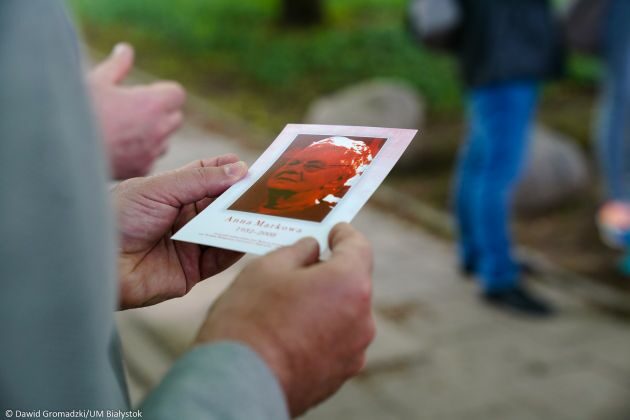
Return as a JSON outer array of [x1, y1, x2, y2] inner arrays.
[[172, 197, 212, 232], [91, 43, 135, 84], [180, 154, 241, 171], [262, 237, 320, 270], [171, 204, 206, 292], [200, 248, 244, 279], [149, 81, 187, 112], [174, 202, 200, 233], [147, 161, 248, 208], [349, 353, 368, 376], [328, 223, 373, 274], [194, 197, 215, 214], [153, 111, 184, 148], [155, 140, 170, 158]]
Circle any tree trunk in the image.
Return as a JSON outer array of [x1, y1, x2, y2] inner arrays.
[[281, 0, 324, 26]]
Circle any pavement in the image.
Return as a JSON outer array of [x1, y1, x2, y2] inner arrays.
[[116, 123, 630, 420]]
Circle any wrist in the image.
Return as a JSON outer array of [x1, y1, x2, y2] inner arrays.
[[195, 324, 293, 401]]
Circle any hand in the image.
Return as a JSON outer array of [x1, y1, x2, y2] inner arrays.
[[114, 155, 248, 309], [196, 223, 376, 417], [88, 43, 186, 179]]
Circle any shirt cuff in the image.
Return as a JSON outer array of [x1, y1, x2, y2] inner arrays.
[[140, 341, 289, 420]]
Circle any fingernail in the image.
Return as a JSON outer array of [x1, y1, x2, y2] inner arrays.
[[112, 43, 127, 57], [224, 161, 247, 178]]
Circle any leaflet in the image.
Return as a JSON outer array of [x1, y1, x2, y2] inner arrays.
[[172, 124, 417, 255]]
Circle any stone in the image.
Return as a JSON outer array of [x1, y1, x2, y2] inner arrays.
[[304, 79, 425, 167], [514, 125, 590, 213]]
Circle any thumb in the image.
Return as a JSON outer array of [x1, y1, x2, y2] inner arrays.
[[328, 223, 373, 274], [147, 161, 248, 208], [264, 237, 321, 270], [92, 43, 135, 84]]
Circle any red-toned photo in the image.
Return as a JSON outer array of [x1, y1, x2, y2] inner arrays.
[[229, 134, 387, 222]]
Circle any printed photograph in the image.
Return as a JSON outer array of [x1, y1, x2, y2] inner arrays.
[[229, 134, 387, 222]]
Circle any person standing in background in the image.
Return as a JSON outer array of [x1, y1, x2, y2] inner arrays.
[[453, 0, 564, 316], [596, 0, 630, 275]]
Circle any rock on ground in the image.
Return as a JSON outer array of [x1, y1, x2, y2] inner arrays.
[[304, 79, 425, 167], [515, 125, 591, 213]]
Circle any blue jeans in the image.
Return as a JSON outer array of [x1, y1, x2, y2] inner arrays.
[[454, 82, 539, 292], [598, 0, 630, 201]]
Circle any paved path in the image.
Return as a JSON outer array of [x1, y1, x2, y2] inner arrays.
[[117, 124, 630, 420]]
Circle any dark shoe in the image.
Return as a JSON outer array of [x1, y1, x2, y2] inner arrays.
[[482, 286, 555, 317], [518, 260, 539, 277], [459, 262, 476, 279], [460, 260, 538, 280]]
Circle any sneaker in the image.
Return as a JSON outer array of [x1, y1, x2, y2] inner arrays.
[[482, 285, 555, 317]]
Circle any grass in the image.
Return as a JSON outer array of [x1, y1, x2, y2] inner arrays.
[[70, 0, 462, 132]]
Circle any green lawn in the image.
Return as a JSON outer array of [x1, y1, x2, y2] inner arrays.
[[70, 0, 463, 131]]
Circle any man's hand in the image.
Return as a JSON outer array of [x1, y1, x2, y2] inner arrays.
[[196, 223, 376, 417], [88, 43, 186, 179], [114, 155, 248, 309]]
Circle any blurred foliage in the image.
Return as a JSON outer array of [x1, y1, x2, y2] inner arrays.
[[567, 54, 602, 84], [69, 0, 460, 130], [69, 0, 600, 132]]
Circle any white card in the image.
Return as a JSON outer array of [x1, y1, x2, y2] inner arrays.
[[172, 124, 417, 255]]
